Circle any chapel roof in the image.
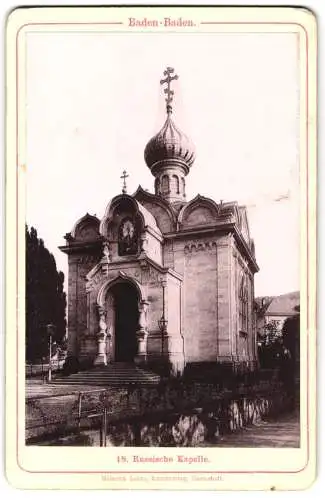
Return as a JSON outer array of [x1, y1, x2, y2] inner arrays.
[[144, 112, 195, 175]]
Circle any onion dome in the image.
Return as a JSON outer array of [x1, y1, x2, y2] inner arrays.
[[144, 112, 195, 175], [145, 67, 195, 203]]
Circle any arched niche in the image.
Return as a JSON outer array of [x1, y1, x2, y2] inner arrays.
[[71, 213, 101, 241], [100, 194, 161, 239], [178, 195, 219, 229]]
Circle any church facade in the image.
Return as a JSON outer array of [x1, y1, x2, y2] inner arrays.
[[60, 68, 259, 376]]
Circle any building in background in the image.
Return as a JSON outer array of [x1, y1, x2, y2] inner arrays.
[[60, 68, 259, 377], [256, 291, 300, 339]]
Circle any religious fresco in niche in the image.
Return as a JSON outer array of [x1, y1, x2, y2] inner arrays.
[[118, 217, 139, 256]]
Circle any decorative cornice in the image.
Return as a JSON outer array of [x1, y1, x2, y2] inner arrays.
[[184, 240, 217, 253], [150, 158, 190, 177], [84, 253, 183, 284], [233, 226, 259, 273], [59, 239, 103, 255], [164, 222, 234, 239]]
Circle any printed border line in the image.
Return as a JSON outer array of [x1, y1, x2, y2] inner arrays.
[[16, 20, 310, 476]]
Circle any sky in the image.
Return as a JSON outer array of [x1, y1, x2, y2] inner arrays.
[[26, 31, 300, 297]]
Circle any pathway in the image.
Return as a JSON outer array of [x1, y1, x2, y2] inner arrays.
[[209, 411, 300, 447]]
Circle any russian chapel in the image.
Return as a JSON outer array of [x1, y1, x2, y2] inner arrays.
[[60, 68, 259, 376]]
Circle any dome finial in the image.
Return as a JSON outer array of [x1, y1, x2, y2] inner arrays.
[[145, 69, 195, 203], [120, 170, 129, 194], [160, 67, 179, 115]]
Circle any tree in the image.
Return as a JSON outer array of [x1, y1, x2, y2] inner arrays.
[[257, 320, 283, 369], [282, 306, 300, 368], [26, 225, 67, 362]]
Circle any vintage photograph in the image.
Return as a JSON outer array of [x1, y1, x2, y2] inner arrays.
[[24, 21, 303, 452]]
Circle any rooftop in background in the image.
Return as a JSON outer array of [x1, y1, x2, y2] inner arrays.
[[256, 291, 300, 317]]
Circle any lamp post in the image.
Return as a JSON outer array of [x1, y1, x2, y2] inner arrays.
[[158, 278, 168, 356], [46, 324, 55, 382]]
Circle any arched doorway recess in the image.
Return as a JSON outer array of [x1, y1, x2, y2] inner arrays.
[[111, 282, 139, 362]]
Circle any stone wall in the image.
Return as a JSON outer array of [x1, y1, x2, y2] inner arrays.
[[182, 240, 218, 362], [67, 252, 101, 361], [26, 383, 294, 446]]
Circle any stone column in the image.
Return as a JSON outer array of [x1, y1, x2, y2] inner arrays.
[[94, 305, 108, 366], [101, 242, 111, 276], [105, 325, 113, 364], [140, 233, 148, 257], [135, 300, 149, 364]]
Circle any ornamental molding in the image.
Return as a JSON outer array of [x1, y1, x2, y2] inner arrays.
[[85, 270, 105, 293], [78, 254, 99, 265], [141, 267, 161, 284], [184, 240, 217, 254]]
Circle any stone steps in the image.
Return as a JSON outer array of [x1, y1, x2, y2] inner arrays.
[[52, 363, 161, 387]]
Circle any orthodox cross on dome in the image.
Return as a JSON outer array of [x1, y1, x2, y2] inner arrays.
[[120, 170, 129, 194], [160, 67, 179, 114]]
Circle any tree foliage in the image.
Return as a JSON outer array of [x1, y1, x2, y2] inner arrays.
[[263, 320, 282, 345], [257, 308, 300, 372], [26, 225, 67, 362], [257, 320, 283, 369], [282, 306, 300, 365]]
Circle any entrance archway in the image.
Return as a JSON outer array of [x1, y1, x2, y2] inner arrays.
[[111, 282, 139, 362]]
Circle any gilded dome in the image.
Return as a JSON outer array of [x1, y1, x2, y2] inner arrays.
[[144, 113, 195, 175]]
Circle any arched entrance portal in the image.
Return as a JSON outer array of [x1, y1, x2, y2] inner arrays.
[[111, 282, 139, 362]]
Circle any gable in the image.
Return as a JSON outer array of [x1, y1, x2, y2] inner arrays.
[[183, 206, 216, 228], [238, 207, 250, 243], [72, 214, 100, 242]]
